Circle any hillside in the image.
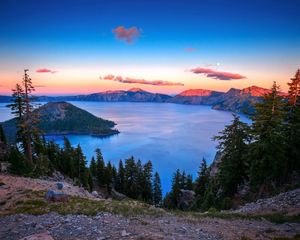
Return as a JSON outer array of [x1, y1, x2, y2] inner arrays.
[[2, 102, 119, 143], [170, 86, 288, 114], [211, 88, 260, 114], [0, 173, 299, 240], [167, 89, 224, 105]]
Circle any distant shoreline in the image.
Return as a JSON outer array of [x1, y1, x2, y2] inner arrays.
[[45, 130, 119, 138]]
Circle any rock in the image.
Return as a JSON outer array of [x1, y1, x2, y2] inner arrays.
[[209, 151, 224, 177], [0, 184, 9, 189], [120, 229, 130, 237], [97, 237, 106, 240], [45, 189, 69, 202], [19, 232, 54, 240], [51, 171, 65, 181], [177, 189, 195, 210], [111, 188, 127, 200], [92, 191, 99, 198], [56, 182, 63, 190], [0, 162, 11, 173]]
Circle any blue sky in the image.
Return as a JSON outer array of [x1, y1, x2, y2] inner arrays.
[[1, 0, 300, 94]]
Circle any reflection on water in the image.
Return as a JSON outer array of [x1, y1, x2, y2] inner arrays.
[[0, 101, 250, 194]]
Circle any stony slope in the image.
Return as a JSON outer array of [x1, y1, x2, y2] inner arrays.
[[0, 173, 299, 240], [234, 188, 300, 216]]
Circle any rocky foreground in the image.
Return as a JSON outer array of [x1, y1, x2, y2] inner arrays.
[[2, 211, 300, 240], [1, 174, 300, 240]]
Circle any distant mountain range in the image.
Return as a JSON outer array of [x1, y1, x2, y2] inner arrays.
[[0, 86, 287, 114]]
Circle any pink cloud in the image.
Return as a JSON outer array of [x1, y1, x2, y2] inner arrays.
[[185, 47, 197, 52], [36, 68, 57, 74], [190, 67, 246, 80], [112, 26, 140, 43], [101, 74, 184, 86]]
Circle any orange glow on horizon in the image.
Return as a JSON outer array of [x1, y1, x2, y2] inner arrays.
[[0, 67, 292, 96]]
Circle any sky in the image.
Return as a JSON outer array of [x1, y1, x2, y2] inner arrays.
[[0, 0, 300, 95]]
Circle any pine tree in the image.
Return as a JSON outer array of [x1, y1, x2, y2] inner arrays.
[[74, 145, 87, 187], [111, 165, 118, 189], [61, 137, 75, 177], [195, 158, 209, 196], [136, 159, 144, 199], [87, 170, 94, 191], [0, 124, 7, 143], [33, 135, 47, 157], [46, 141, 60, 171], [249, 82, 286, 187], [7, 83, 25, 120], [115, 160, 125, 193], [163, 192, 173, 209], [287, 69, 300, 107], [152, 171, 162, 207], [194, 158, 210, 208], [285, 69, 300, 175], [201, 181, 217, 211], [124, 156, 138, 198], [104, 161, 113, 194], [8, 70, 40, 164], [8, 147, 30, 175], [213, 114, 250, 197], [21, 69, 39, 163], [186, 174, 193, 190], [171, 169, 181, 208], [89, 156, 97, 176], [34, 154, 50, 176], [180, 171, 187, 189], [142, 160, 153, 203], [95, 148, 105, 186]]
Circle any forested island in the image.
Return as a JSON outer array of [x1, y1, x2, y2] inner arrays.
[[1, 101, 119, 143]]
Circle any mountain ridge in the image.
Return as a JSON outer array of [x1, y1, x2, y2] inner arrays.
[[0, 86, 288, 114]]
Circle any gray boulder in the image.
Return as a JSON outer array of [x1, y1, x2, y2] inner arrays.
[[178, 189, 196, 210], [45, 190, 69, 202], [111, 188, 127, 200], [92, 191, 99, 198]]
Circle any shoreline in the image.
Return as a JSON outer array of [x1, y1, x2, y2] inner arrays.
[[44, 130, 120, 138]]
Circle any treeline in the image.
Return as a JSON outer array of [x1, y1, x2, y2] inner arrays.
[[4, 135, 163, 205], [164, 70, 300, 211], [90, 152, 162, 205]]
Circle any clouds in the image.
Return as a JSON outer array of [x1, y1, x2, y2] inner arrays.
[[190, 67, 246, 80], [112, 26, 140, 44], [101, 74, 184, 86], [185, 47, 197, 53], [36, 68, 57, 74]]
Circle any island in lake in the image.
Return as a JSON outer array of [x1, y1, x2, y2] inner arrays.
[[2, 101, 119, 143]]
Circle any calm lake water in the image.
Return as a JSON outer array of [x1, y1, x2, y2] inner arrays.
[[0, 102, 250, 194]]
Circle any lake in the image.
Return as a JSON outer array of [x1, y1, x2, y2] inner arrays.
[[0, 101, 250, 194]]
